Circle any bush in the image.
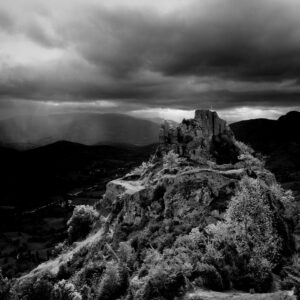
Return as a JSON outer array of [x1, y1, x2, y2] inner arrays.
[[129, 161, 154, 178], [52, 242, 68, 257], [204, 176, 282, 292], [270, 183, 296, 218], [97, 262, 128, 300], [225, 177, 280, 261], [67, 205, 99, 243], [118, 242, 135, 272], [134, 248, 191, 299], [53, 280, 82, 300], [238, 153, 264, 170], [78, 262, 105, 287], [174, 227, 205, 254], [11, 273, 58, 300], [193, 263, 223, 291], [163, 151, 180, 169], [142, 269, 186, 300], [30, 278, 55, 300]]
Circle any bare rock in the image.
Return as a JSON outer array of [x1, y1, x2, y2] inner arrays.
[[158, 110, 239, 164]]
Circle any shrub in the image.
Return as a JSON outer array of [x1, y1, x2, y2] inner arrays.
[[143, 248, 193, 279], [52, 242, 68, 257], [193, 263, 223, 291], [67, 205, 99, 243], [225, 177, 280, 262], [30, 278, 55, 300], [78, 261, 105, 287], [238, 153, 264, 170], [174, 227, 205, 253], [53, 280, 82, 300], [134, 248, 191, 299], [118, 242, 135, 272], [163, 151, 180, 169], [142, 269, 186, 300], [97, 262, 128, 300], [204, 176, 282, 292], [129, 161, 154, 178], [12, 273, 56, 300], [270, 183, 296, 218]]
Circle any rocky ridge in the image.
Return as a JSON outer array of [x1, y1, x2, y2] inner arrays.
[[7, 110, 298, 300], [158, 110, 239, 164]]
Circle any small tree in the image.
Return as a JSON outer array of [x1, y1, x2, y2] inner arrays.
[[225, 177, 279, 261], [67, 205, 99, 243], [97, 262, 128, 300], [163, 150, 180, 169], [53, 280, 82, 300], [135, 248, 189, 300], [206, 176, 281, 291]]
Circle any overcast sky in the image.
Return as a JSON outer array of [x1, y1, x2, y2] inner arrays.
[[1, 0, 300, 122]]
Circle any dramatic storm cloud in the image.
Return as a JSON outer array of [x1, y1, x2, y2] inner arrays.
[[1, 0, 300, 121]]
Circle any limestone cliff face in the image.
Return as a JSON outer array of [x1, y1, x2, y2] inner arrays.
[[158, 110, 238, 164], [194, 110, 227, 136]]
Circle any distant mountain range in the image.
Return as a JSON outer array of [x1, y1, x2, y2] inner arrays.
[[230, 111, 300, 200], [1, 110, 300, 202], [230, 111, 300, 152], [0, 113, 161, 149]]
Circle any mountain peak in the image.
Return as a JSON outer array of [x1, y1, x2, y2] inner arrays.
[[158, 109, 238, 164], [194, 109, 228, 136]]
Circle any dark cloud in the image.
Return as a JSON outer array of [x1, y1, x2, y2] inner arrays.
[[25, 22, 64, 48], [60, 0, 300, 82], [0, 0, 300, 114], [0, 10, 14, 33]]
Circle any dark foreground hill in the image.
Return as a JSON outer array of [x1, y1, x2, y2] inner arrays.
[[4, 110, 298, 299], [230, 111, 300, 201], [230, 111, 300, 153], [0, 141, 156, 277], [0, 113, 160, 149], [0, 141, 156, 209]]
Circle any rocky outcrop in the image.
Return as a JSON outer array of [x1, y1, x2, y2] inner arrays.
[[105, 167, 243, 241], [11, 109, 297, 300], [194, 110, 227, 136], [158, 110, 239, 164]]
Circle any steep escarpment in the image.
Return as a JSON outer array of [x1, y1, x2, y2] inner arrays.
[[5, 110, 298, 300]]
